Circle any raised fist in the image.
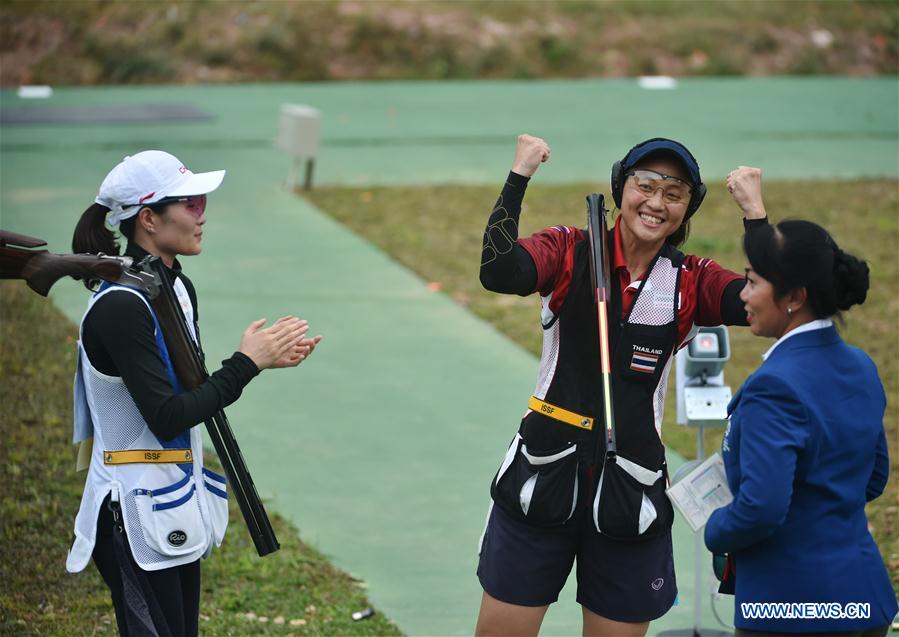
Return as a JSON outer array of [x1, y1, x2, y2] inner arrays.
[[512, 134, 551, 177], [726, 166, 767, 220]]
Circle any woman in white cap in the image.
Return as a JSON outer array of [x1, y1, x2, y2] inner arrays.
[[475, 135, 767, 636], [68, 150, 321, 637]]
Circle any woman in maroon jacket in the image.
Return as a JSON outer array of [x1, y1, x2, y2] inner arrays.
[[475, 134, 767, 636]]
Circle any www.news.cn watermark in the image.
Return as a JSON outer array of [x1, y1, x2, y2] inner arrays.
[[741, 602, 871, 620]]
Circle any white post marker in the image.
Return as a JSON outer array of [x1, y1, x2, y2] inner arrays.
[[275, 104, 322, 190], [638, 76, 678, 90], [17, 85, 53, 99]]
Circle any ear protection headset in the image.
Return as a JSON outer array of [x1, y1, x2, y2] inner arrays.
[[610, 137, 707, 220]]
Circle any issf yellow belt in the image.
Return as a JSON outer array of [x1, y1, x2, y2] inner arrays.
[[103, 449, 193, 465], [527, 396, 594, 431]]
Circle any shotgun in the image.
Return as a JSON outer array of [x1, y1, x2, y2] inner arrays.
[[585, 195, 618, 456], [0, 229, 156, 296], [1, 228, 279, 556], [145, 256, 279, 556]]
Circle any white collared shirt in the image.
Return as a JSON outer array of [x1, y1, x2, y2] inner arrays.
[[762, 318, 834, 361]]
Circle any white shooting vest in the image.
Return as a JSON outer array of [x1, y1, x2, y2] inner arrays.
[[67, 281, 228, 573]]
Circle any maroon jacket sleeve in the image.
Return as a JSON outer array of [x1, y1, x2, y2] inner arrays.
[[520, 226, 578, 297], [687, 256, 745, 326]]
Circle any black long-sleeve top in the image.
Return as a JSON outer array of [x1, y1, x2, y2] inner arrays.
[[479, 171, 762, 326], [81, 243, 259, 441]]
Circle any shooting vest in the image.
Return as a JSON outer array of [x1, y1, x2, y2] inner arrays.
[[492, 238, 683, 540], [67, 282, 228, 573]]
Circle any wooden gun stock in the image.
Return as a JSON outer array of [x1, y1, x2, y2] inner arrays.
[[22, 253, 128, 296], [0, 229, 130, 296], [1, 230, 47, 249]]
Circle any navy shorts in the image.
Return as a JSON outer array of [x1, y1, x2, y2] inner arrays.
[[477, 503, 677, 623]]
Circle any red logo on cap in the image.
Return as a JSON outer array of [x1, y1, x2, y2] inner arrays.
[[179, 166, 188, 173], [139, 192, 157, 204]]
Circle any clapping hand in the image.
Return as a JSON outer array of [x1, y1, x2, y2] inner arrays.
[[239, 316, 322, 370]]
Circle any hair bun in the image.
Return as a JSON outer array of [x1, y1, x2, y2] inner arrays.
[[833, 249, 869, 310]]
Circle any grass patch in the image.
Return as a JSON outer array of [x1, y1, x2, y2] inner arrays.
[[305, 178, 899, 590], [0, 281, 402, 636], [2, 1, 896, 85]]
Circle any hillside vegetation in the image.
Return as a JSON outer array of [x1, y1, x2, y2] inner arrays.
[[1, 0, 896, 86]]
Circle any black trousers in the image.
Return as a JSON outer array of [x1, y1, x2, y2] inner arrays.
[[93, 495, 201, 637]]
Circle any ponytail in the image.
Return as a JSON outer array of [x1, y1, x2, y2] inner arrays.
[[72, 203, 119, 256], [72, 203, 141, 290]]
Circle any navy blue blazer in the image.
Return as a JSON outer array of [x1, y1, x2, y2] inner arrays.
[[705, 325, 896, 632]]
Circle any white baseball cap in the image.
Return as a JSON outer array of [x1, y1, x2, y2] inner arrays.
[[95, 150, 225, 226]]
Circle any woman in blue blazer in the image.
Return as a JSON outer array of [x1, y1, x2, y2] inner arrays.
[[704, 216, 895, 636]]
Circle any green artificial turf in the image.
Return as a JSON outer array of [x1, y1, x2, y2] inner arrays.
[[306, 177, 899, 590]]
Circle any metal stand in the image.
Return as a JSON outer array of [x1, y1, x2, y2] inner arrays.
[[287, 157, 315, 191], [304, 157, 314, 191], [665, 327, 735, 637]]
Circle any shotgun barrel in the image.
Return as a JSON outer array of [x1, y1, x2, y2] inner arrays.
[[585, 194, 618, 455]]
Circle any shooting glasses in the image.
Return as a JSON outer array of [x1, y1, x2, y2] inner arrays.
[[626, 169, 693, 206]]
